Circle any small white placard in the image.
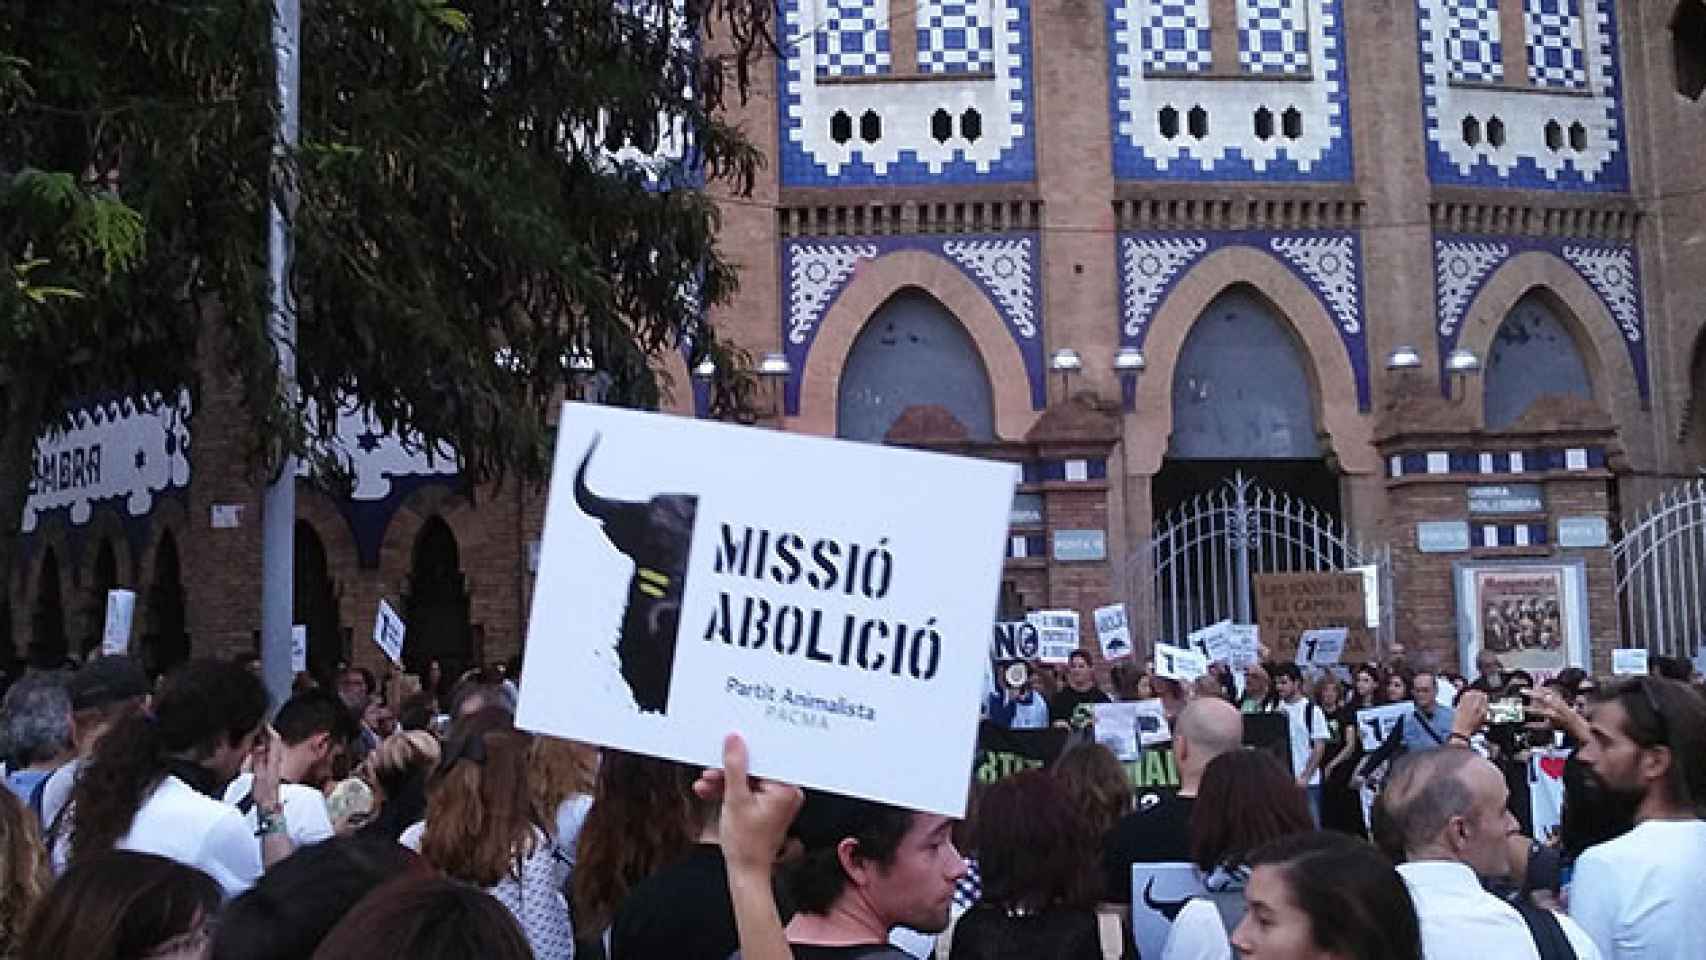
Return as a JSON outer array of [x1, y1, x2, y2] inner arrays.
[[515, 403, 1018, 818], [210, 504, 244, 529], [1295, 627, 1347, 666], [372, 599, 406, 665], [1027, 610, 1082, 663], [1094, 604, 1133, 661], [1557, 516, 1609, 549], [1092, 700, 1171, 761], [1065, 459, 1088, 482], [1356, 702, 1415, 753], [1612, 648, 1649, 677], [1191, 619, 1233, 664], [102, 589, 136, 656], [1154, 643, 1208, 682], [291, 625, 308, 674]]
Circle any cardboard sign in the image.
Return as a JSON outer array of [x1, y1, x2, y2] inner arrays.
[[1094, 604, 1133, 661], [1612, 648, 1649, 677], [991, 621, 1041, 661], [1027, 610, 1082, 663], [102, 589, 136, 656], [1254, 572, 1372, 662], [1154, 643, 1208, 682], [516, 403, 1018, 818], [1356, 702, 1415, 754], [1295, 627, 1347, 666], [372, 599, 406, 665], [291, 625, 308, 674], [1092, 700, 1170, 762]]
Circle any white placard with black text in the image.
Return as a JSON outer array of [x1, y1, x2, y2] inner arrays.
[[1295, 627, 1347, 666], [1094, 604, 1133, 661], [291, 625, 308, 674], [373, 599, 406, 665], [102, 590, 136, 656], [1154, 643, 1208, 682], [1027, 610, 1082, 664], [515, 403, 1017, 818], [1612, 648, 1649, 677]]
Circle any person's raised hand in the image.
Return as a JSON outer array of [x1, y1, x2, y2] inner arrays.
[[1452, 690, 1489, 738], [695, 734, 804, 873], [251, 726, 285, 809]]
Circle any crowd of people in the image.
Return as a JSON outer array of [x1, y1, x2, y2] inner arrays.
[[0, 641, 1698, 960]]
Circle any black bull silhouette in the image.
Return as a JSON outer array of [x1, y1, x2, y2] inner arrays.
[[573, 436, 698, 713]]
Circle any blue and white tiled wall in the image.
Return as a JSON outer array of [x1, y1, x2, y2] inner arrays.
[[1107, 0, 1353, 181], [1118, 230, 1372, 410], [1417, 0, 1628, 190], [1432, 234, 1648, 401], [780, 234, 1046, 413], [779, 0, 1035, 185]]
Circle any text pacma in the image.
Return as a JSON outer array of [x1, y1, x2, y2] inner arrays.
[[702, 523, 943, 680]]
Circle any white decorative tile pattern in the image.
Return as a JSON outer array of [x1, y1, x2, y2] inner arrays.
[[1525, 0, 1587, 89], [815, 0, 891, 77], [1110, 0, 1351, 180], [918, 0, 996, 74], [1238, 0, 1311, 76], [1434, 239, 1512, 339], [942, 238, 1037, 338], [787, 243, 879, 345], [1561, 244, 1640, 343], [1444, 0, 1504, 84], [1119, 236, 1210, 338], [1270, 235, 1360, 334], [1142, 0, 1213, 74]]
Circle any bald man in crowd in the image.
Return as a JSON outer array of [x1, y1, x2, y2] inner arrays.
[[1101, 696, 1244, 900]]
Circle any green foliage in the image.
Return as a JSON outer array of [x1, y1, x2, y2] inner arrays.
[[0, 0, 774, 490]]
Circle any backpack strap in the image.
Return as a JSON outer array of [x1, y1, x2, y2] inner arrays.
[[1509, 900, 1578, 960], [27, 771, 50, 822]]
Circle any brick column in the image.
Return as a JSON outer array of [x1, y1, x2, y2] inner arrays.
[[1498, 0, 1529, 87], [1209, 0, 1243, 76]]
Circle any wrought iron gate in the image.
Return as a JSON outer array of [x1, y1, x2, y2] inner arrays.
[[1613, 479, 1706, 659], [1120, 473, 1393, 656]]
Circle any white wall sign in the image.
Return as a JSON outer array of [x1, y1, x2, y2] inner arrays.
[[372, 600, 406, 665], [1416, 520, 1470, 553], [1027, 610, 1082, 663], [1557, 516, 1609, 549], [1052, 529, 1107, 562], [211, 504, 245, 529], [102, 589, 136, 656], [291, 625, 309, 674], [1154, 643, 1207, 682], [1612, 648, 1649, 677], [1295, 627, 1347, 666], [23, 391, 192, 532], [1350, 563, 1382, 627], [515, 403, 1017, 818], [1094, 604, 1133, 661], [1467, 483, 1545, 515]]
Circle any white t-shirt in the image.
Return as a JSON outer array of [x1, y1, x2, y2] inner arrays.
[[1400, 860, 1599, 960], [1569, 819, 1706, 960], [38, 756, 81, 835], [222, 773, 335, 850], [1279, 697, 1330, 785], [54, 775, 263, 900]]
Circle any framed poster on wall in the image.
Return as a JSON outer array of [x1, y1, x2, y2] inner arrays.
[[1453, 559, 1590, 674]]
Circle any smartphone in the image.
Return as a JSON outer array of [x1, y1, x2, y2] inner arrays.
[[1488, 698, 1526, 725]]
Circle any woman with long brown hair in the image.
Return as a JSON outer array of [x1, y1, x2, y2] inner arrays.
[[0, 787, 49, 955], [400, 709, 571, 959], [529, 735, 598, 871], [20, 851, 220, 960]]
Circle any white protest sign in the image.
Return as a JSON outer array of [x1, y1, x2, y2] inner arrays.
[[1154, 643, 1208, 682], [1092, 700, 1171, 761], [1130, 863, 1207, 960], [1611, 648, 1649, 677], [515, 403, 1018, 818], [1094, 604, 1133, 661], [102, 589, 136, 656], [1027, 610, 1081, 663], [291, 625, 308, 674], [1295, 627, 1347, 666], [1694, 646, 1706, 679], [1227, 624, 1260, 669], [991, 621, 1041, 661], [1191, 620, 1232, 663], [372, 599, 406, 665], [1356, 702, 1415, 753]]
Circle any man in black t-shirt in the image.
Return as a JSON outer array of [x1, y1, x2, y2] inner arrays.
[[1048, 650, 1112, 729], [780, 792, 966, 959], [1102, 697, 1242, 900]]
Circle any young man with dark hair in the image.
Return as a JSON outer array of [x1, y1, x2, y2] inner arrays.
[[1570, 677, 1706, 960], [1270, 663, 1330, 823], [781, 793, 966, 958], [1048, 650, 1110, 729], [224, 688, 357, 850]]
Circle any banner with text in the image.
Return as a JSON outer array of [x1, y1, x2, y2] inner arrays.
[[1027, 610, 1082, 663], [1254, 572, 1372, 662], [516, 404, 1017, 818]]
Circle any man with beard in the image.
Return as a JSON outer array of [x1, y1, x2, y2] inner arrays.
[[780, 793, 967, 958], [1569, 677, 1706, 960]]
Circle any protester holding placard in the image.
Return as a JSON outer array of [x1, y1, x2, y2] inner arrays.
[[1048, 652, 1111, 730], [1320, 665, 1381, 838], [1356, 671, 1454, 786], [985, 661, 1050, 730], [1312, 676, 1362, 838]]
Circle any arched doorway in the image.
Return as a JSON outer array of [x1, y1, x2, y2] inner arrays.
[[1484, 291, 1594, 430], [836, 289, 996, 442], [402, 517, 472, 679], [29, 548, 67, 668], [83, 538, 120, 657], [293, 521, 344, 678], [143, 532, 190, 677]]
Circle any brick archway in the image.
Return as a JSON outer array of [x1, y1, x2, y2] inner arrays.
[[794, 249, 1037, 440], [1130, 245, 1376, 475], [1456, 251, 1638, 435]]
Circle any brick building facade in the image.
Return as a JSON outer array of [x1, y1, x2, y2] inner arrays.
[[10, 1, 1706, 679]]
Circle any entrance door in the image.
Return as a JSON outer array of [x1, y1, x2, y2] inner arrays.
[[402, 517, 472, 679], [294, 522, 345, 678], [30, 549, 67, 668], [143, 532, 190, 676]]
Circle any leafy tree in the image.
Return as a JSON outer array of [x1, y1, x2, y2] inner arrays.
[[0, 0, 774, 609]]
